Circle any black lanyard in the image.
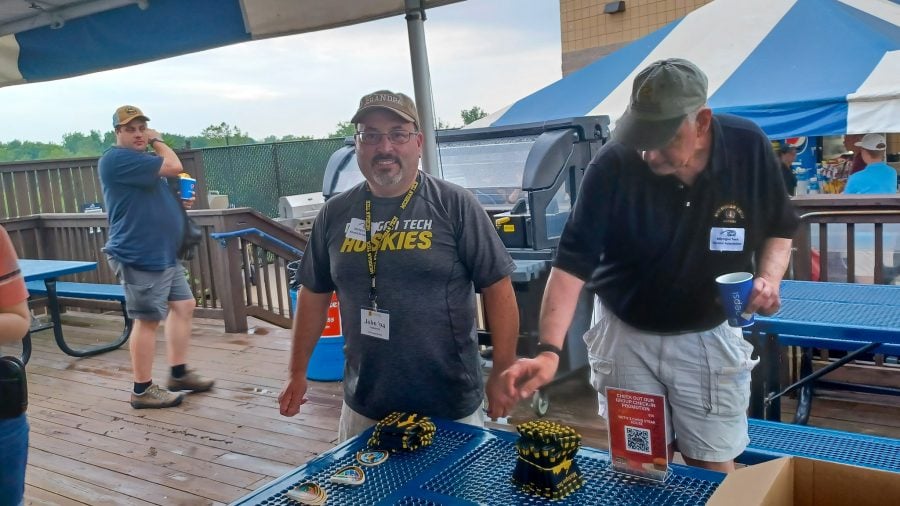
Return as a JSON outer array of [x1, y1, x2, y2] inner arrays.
[[364, 175, 419, 309]]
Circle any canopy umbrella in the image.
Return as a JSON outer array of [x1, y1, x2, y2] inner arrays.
[[474, 0, 900, 138], [0, 0, 461, 173]]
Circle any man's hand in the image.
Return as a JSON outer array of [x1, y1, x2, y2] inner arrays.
[[182, 196, 195, 210], [145, 128, 162, 140], [500, 353, 559, 404], [485, 367, 518, 419], [746, 276, 781, 316], [278, 375, 309, 417]]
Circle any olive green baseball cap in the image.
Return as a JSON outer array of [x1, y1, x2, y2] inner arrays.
[[613, 58, 709, 150], [351, 90, 419, 128]]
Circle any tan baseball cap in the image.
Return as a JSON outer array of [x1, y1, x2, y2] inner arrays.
[[351, 90, 419, 128], [113, 105, 149, 127]]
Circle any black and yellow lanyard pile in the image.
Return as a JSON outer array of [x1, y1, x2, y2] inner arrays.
[[364, 175, 420, 310]]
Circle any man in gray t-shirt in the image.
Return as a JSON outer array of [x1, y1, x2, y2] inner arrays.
[[279, 90, 520, 441]]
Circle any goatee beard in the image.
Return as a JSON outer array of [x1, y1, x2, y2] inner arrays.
[[372, 170, 403, 187]]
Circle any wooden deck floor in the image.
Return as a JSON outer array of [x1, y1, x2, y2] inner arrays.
[[3, 312, 900, 505], [4, 313, 342, 506]]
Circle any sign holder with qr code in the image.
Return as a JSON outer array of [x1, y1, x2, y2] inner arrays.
[[605, 387, 669, 482]]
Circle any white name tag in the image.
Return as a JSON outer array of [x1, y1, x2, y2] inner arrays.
[[346, 218, 367, 242], [709, 227, 745, 251], [361, 307, 390, 340]]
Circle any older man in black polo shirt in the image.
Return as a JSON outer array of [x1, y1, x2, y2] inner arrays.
[[502, 59, 798, 473]]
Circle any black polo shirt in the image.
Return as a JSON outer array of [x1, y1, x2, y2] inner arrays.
[[554, 114, 798, 333]]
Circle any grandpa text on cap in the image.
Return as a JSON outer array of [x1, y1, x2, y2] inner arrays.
[[351, 90, 419, 127]]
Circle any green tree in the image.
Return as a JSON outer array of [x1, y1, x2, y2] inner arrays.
[[461, 106, 487, 125], [61, 130, 106, 156], [329, 121, 356, 139], [200, 122, 254, 147], [435, 118, 455, 130], [263, 134, 313, 143], [280, 134, 314, 142]]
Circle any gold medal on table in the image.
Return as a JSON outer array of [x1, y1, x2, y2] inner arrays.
[[329, 464, 366, 486], [356, 449, 389, 466], [284, 481, 327, 505]]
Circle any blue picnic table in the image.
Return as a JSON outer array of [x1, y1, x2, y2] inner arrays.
[[750, 280, 900, 423], [19, 259, 129, 361], [229, 419, 724, 505]]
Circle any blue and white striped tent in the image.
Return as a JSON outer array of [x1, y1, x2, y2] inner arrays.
[[476, 0, 900, 138]]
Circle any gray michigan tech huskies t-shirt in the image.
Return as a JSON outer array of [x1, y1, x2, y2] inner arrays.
[[298, 171, 515, 420]]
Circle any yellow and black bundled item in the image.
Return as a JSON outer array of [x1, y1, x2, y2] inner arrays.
[[367, 412, 436, 452], [512, 420, 584, 500]]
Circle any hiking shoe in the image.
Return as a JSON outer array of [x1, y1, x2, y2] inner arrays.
[[167, 370, 215, 393], [131, 384, 185, 409]]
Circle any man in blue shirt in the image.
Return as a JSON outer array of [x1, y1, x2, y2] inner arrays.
[[100, 105, 214, 409], [844, 133, 897, 194]]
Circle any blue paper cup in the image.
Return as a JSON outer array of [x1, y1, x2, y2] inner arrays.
[[179, 177, 196, 200], [715, 272, 755, 327]]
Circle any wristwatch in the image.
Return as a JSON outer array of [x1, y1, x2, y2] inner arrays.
[[148, 137, 164, 146], [535, 342, 562, 358]]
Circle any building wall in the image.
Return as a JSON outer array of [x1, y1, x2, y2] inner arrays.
[[560, 0, 712, 75]]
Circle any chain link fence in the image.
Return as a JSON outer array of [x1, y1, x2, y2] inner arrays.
[[201, 138, 347, 217]]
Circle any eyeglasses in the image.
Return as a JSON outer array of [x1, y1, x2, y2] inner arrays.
[[355, 130, 418, 146]]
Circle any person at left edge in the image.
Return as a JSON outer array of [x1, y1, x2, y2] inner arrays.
[[279, 90, 520, 441], [0, 225, 31, 506], [99, 105, 214, 410]]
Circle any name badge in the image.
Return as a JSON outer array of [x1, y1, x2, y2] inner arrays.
[[361, 307, 390, 340], [346, 218, 367, 242], [709, 227, 745, 251]]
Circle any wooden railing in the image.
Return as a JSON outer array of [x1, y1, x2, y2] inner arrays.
[[0, 151, 209, 218], [6, 195, 898, 334], [3, 208, 305, 333], [790, 195, 900, 284]]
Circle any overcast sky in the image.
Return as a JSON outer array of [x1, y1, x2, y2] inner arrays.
[[0, 0, 561, 143]]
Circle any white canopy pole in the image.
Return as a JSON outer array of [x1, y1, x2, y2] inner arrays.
[[405, 0, 440, 177]]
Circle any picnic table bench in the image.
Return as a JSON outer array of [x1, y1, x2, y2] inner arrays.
[[24, 278, 131, 359], [740, 418, 900, 474]]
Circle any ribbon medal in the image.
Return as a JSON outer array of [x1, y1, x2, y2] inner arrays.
[[356, 449, 389, 466], [284, 481, 327, 505], [329, 465, 366, 486]]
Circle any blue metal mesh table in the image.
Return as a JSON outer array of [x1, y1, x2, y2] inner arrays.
[[755, 281, 900, 342], [229, 420, 723, 505], [750, 281, 900, 422], [743, 419, 900, 472]]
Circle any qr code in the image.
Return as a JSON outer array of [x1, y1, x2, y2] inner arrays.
[[624, 426, 651, 455]]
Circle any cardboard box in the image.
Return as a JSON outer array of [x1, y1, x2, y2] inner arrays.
[[707, 457, 900, 506]]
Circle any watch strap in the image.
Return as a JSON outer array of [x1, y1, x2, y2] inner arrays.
[[149, 137, 163, 146], [535, 342, 562, 358]]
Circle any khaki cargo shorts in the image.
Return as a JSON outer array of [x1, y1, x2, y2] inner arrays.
[[585, 304, 759, 462]]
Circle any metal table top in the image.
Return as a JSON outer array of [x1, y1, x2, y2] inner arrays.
[[19, 259, 97, 281], [744, 419, 900, 472], [229, 419, 723, 506], [754, 280, 900, 343]]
